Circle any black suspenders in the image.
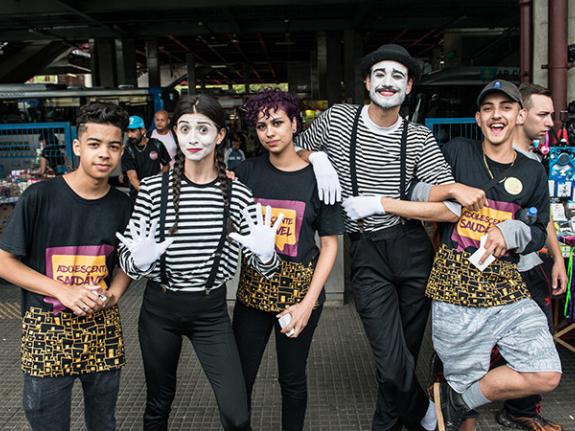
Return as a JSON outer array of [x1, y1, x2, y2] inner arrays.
[[348, 106, 409, 231], [158, 173, 232, 294]]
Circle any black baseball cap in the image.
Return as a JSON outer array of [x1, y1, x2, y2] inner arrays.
[[360, 44, 422, 81], [477, 80, 523, 107]]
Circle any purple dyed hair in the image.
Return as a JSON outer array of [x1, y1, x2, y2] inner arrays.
[[242, 89, 302, 132]]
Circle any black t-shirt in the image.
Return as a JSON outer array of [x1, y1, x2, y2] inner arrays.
[[0, 176, 132, 314], [439, 138, 549, 259], [425, 138, 550, 307], [122, 138, 171, 189], [234, 154, 344, 311]]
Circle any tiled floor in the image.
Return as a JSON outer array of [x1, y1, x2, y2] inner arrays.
[[0, 281, 573, 430]]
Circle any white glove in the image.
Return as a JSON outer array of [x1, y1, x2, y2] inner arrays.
[[116, 217, 174, 271], [229, 203, 285, 263], [342, 196, 385, 221], [308, 151, 342, 205]]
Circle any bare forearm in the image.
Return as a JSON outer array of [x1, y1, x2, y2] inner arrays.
[[381, 198, 459, 222], [302, 236, 338, 306], [127, 171, 140, 191], [0, 251, 62, 297], [428, 184, 455, 202], [108, 267, 132, 297], [546, 221, 563, 261]]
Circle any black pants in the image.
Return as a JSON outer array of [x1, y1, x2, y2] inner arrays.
[[349, 222, 434, 431], [503, 264, 553, 417], [232, 301, 322, 431], [138, 283, 251, 431]]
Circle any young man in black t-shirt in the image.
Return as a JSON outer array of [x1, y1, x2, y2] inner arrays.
[[122, 115, 171, 202], [378, 81, 561, 431], [0, 103, 133, 431]]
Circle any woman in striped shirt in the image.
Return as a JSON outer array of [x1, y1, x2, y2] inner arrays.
[[117, 95, 282, 431]]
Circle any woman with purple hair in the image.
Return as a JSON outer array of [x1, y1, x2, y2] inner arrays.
[[232, 89, 344, 430]]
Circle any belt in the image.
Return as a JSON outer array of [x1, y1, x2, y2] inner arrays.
[[348, 219, 422, 242], [147, 280, 224, 296]]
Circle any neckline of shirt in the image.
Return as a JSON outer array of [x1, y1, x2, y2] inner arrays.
[[360, 105, 402, 135]]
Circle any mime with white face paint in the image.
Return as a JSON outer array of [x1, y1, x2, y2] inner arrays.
[[297, 44, 467, 431]]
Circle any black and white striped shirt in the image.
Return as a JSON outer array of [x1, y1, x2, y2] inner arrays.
[[297, 104, 454, 233], [119, 172, 279, 292]]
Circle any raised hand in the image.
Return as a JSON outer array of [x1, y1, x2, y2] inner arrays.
[[229, 203, 284, 263], [116, 217, 174, 271]]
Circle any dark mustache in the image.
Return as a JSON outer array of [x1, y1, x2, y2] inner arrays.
[[375, 86, 400, 93]]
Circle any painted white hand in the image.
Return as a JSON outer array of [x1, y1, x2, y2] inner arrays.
[[342, 196, 385, 221], [116, 217, 174, 271], [229, 203, 285, 263], [308, 151, 342, 205]]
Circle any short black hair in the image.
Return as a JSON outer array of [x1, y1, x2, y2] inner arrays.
[[76, 102, 129, 137], [518, 83, 553, 109]]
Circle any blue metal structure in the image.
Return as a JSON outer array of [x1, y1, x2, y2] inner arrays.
[[424, 117, 482, 145], [0, 122, 74, 177]]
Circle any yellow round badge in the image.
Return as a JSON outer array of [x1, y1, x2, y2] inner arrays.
[[504, 177, 523, 195]]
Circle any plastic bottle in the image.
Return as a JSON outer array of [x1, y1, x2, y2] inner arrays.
[[518, 207, 538, 225]]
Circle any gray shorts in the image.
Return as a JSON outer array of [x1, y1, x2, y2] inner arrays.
[[432, 299, 562, 393]]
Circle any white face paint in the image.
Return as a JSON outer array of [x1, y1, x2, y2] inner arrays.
[[368, 60, 409, 109], [175, 113, 220, 161]]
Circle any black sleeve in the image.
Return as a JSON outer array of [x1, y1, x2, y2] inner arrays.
[[121, 147, 136, 172], [521, 166, 550, 254], [314, 201, 345, 237], [157, 141, 171, 165], [0, 189, 36, 257]]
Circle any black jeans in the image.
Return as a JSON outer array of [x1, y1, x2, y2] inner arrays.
[[503, 264, 553, 417], [138, 283, 250, 431], [232, 300, 322, 431], [23, 369, 121, 431], [349, 222, 434, 431]]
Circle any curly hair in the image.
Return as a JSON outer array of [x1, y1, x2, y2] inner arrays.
[[242, 88, 302, 132], [169, 94, 230, 234], [76, 102, 129, 137]]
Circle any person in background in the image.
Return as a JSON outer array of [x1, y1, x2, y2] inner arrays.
[[225, 133, 247, 171], [150, 110, 178, 167], [122, 115, 171, 203], [38, 132, 68, 176]]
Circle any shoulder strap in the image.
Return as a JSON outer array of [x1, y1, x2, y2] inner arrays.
[[399, 118, 409, 200], [349, 106, 363, 197], [205, 179, 233, 293], [159, 172, 169, 285]]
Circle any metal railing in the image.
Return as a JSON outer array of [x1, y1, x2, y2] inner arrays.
[[0, 122, 75, 177], [424, 117, 482, 145]]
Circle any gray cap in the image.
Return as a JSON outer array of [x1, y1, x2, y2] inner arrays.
[[477, 80, 523, 107]]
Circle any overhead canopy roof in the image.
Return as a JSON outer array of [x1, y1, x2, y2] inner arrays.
[[0, 0, 520, 84]]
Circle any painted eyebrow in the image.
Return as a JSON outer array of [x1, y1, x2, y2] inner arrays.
[[177, 120, 213, 125], [372, 68, 406, 76]]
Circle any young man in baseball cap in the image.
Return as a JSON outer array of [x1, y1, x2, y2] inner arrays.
[[122, 115, 171, 203], [381, 80, 562, 431]]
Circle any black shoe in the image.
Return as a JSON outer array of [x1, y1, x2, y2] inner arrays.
[[433, 382, 470, 431], [496, 408, 562, 431]]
